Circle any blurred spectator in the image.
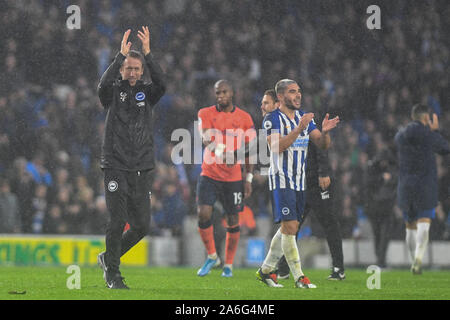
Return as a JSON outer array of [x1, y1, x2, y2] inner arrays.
[[26, 153, 52, 187], [0, 0, 448, 244], [8, 157, 36, 233], [44, 204, 67, 234], [0, 178, 20, 233], [75, 180, 95, 234], [154, 182, 187, 236], [339, 194, 358, 239], [150, 193, 164, 235], [365, 149, 397, 268], [246, 170, 271, 218], [89, 195, 109, 235], [31, 184, 48, 234]]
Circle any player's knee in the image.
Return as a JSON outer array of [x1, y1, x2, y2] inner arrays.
[[198, 219, 212, 229], [197, 205, 213, 223], [281, 220, 299, 235], [405, 221, 417, 229], [225, 214, 239, 227]]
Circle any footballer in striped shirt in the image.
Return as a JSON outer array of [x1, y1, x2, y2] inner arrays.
[[257, 79, 339, 289]]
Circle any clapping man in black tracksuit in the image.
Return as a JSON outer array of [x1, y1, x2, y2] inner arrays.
[[96, 27, 166, 289], [276, 111, 345, 281]]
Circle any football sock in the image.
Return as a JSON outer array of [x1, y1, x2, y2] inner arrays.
[[198, 220, 217, 258], [224, 224, 240, 266], [261, 228, 283, 274], [405, 228, 417, 263], [415, 222, 430, 263], [281, 233, 304, 282]]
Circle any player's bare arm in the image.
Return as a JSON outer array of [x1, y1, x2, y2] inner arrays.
[[310, 113, 340, 150], [267, 113, 315, 153]]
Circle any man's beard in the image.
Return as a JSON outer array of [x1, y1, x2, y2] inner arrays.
[[284, 97, 300, 110], [217, 102, 230, 111]]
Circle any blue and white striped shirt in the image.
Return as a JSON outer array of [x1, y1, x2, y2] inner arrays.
[[262, 109, 317, 191]]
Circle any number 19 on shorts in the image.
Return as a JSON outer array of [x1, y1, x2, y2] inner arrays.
[[233, 192, 243, 205]]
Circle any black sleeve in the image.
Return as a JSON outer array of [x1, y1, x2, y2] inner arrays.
[[143, 53, 166, 106], [316, 147, 331, 177], [97, 52, 126, 108], [429, 130, 450, 155]]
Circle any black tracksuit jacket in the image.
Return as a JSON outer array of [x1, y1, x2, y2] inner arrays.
[[97, 52, 166, 171]]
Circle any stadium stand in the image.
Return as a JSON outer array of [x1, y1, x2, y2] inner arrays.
[[0, 0, 448, 246]]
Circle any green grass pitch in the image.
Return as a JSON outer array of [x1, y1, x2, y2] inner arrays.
[[0, 266, 449, 300]]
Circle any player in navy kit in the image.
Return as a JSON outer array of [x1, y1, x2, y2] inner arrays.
[[395, 104, 449, 274]]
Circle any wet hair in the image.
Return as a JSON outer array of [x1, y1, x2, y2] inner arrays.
[[411, 104, 430, 121], [275, 79, 297, 95], [264, 89, 278, 103], [127, 50, 144, 60], [124, 50, 144, 67]]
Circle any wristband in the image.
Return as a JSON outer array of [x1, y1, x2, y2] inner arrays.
[[246, 173, 254, 183]]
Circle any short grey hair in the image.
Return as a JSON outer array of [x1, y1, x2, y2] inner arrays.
[[275, 79, 297, 95], [214, 79, 233, 92]]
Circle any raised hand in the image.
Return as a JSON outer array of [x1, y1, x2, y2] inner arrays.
[[120, 29, 132, 56], [429, 113, 439, 131], [298, 112, 315, 131], [321, 113, 340, 133], [137, 26, 151, 55], [318, 176, 331, 190]]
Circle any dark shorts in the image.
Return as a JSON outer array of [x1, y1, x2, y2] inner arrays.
[[196, 175, 244, 215], [403, 207, 436, 223], [271, 188, 306, 224]]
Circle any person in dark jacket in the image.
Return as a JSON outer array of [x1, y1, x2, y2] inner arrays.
[[96, 27, 166, 289], [366, 148, 397, 268], [395, 104, 449, 275]]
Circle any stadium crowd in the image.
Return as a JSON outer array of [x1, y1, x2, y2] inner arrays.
[[0, 0, 449, 243]]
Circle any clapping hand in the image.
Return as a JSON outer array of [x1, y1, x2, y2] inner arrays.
[[137, 26, 151, 56], [120, 29, 132, 56], [298, 113, 315, 132], [321, 113, 340, 134], [429, 113, 439, 131]]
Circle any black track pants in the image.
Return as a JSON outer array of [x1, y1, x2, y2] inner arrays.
[[307, 186, 344, 270], [103, 168, 152, 274]]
